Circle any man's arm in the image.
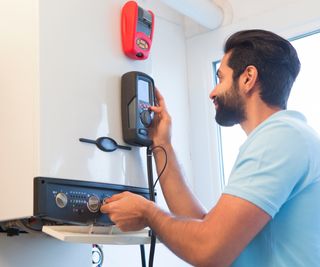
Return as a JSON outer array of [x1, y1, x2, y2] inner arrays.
[[101, 192, 271, 266], [148, 194, 270, 266], [152, 143, 206, 218], [150, 90, 206, 218]]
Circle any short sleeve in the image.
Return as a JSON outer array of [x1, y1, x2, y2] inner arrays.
[[223, 122, 309, 217]]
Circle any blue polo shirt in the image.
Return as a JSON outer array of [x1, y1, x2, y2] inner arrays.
[[224, 110, 320, 266]]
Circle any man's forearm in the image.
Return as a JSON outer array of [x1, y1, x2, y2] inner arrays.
[[153, 143, 206, 218], [145, 201, 217, 267]]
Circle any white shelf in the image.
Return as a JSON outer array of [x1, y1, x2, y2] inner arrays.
[[42, 225, 152, 245]]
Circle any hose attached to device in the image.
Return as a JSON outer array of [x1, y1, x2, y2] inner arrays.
[[140, 244, 146, 267], [146, 146, 156, 267]]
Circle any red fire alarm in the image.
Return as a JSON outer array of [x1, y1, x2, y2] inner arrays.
[[121, 1, 154, 60]]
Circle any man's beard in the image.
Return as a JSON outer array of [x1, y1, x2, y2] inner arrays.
[[214, 82, 246, 127]]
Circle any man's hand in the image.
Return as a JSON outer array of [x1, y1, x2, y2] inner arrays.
[[149, 89, 172, 147], [100, 191, 152, 232]]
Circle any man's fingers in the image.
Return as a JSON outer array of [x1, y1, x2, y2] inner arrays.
[[100, 192, 128, 213], [154, 88, 167, 108], [149, 105, 162, 113], [100, 202, 111, 213], [104, 192, 126, 203], [154, 88, 163, 102]]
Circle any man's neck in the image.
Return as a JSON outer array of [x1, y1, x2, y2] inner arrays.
[[240, 100, 282, 135]]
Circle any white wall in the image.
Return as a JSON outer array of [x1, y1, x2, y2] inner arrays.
[[0, 0, 39, 221], [186, 0, 320, 209], [0, 0, 192, 266], [0, 233, 90, 267]]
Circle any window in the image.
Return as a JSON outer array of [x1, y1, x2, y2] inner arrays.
[[216, 31, 320, 186]]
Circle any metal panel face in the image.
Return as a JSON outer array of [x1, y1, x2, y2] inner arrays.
[[34, 177, 151, 226]]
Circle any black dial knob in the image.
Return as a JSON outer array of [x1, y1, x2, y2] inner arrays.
[[140, 110, 153, 127], [87, 195, 101, 213]]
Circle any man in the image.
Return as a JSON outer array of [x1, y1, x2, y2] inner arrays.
[[100, 30, 320, 266]]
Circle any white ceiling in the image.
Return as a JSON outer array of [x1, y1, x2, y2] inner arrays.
[[226, 0, 296, 21], [184, 0, 298, 37]]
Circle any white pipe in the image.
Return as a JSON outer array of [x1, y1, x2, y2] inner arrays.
[[159, 0, 223, 29]]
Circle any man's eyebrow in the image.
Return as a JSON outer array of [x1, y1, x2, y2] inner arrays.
[[216, 69, 221, 78]]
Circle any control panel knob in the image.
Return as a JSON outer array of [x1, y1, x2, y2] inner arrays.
[[55, 192, 68, 208], [140, 110, 153, 127], [87, 195, 101, 213]]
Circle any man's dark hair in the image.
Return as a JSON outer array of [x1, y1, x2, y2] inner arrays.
[[224, 29, 301, 109]]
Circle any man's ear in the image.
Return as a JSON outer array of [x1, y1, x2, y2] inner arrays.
[[239, 65, 258, 94]]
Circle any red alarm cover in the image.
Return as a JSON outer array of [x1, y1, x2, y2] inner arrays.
[[121, 1, 154, 60]]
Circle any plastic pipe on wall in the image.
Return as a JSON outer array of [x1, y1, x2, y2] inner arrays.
[[159, 0, 223, 29]]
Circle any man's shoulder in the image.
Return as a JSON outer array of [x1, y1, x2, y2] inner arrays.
[[243, 110, 315, 151]]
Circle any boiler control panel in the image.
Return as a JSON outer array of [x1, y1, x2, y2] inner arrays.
[[34, 177, 152, 226]]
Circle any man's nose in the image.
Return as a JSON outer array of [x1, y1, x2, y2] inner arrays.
[[209, 86, 217, 99]]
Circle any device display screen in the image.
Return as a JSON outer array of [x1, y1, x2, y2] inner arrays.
[[138, 78, 150, 103]]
